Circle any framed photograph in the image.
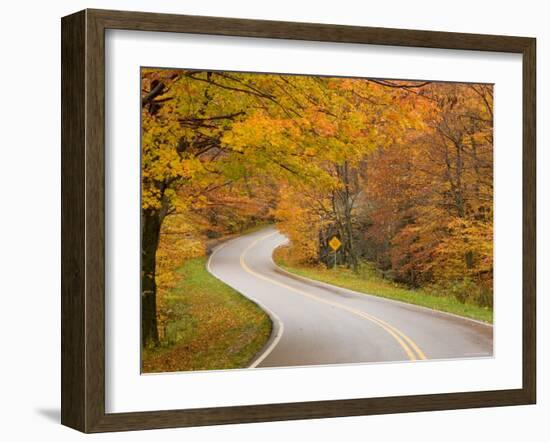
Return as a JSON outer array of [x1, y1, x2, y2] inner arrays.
[[61, 9, 536, 433]]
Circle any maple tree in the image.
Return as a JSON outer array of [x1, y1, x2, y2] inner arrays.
[[141, 69, 494, 348]]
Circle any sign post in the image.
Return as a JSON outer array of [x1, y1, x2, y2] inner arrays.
[[328, 236, 342, 268]]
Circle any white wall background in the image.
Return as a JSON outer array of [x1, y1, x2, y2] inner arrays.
[[0, 0, 546, 440]]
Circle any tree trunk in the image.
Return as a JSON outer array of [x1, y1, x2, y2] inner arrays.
[[333, 162, 359, 272], [141, 208, 162, 348]]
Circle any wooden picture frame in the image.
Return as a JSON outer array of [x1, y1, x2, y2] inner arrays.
[[61, 8, 536, 433]]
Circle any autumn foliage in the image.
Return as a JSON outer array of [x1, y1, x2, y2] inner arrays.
[[141, 69, 493, 347]]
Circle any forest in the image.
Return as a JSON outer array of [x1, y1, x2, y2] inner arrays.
[[141, 68, 493, 362]]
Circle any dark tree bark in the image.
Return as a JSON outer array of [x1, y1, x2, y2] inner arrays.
[[141, 207, 163, 348]]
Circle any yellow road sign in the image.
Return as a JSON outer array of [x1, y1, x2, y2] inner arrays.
[[328, 236, 341, 251]]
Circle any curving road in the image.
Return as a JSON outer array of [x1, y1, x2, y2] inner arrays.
[[207, 227, 493, 368]]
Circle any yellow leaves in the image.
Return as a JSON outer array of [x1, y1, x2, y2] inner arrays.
[[155, 211, 206, 299], [311, 111, 337, 137], [431, 218, 493, 282], [272, 184, 329, 264], [223, 113, 298, 154], [142, 69, 432, 219], [142, 187, 162, 210], [141, 68, 493, 311]]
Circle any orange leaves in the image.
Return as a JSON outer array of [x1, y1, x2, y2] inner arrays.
[[312, 112, 337, 137], [272, 183, 329, 263], [365, 82, 493, 304], [141, 67, 493, 308]]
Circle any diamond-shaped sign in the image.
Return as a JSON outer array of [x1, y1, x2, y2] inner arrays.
[[328, 236, 341, 251]]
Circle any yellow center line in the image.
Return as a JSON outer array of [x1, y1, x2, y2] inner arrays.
[[240, 232, 426, 361]]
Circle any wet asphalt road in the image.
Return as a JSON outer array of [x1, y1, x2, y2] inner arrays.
[[207, 227, 493, 368]]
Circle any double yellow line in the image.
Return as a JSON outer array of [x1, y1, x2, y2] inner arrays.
[[240, 233, 426, 361]]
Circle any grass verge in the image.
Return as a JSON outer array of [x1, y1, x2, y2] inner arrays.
[[142, 257, 272, 373], [273, 247, 493, 324]]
